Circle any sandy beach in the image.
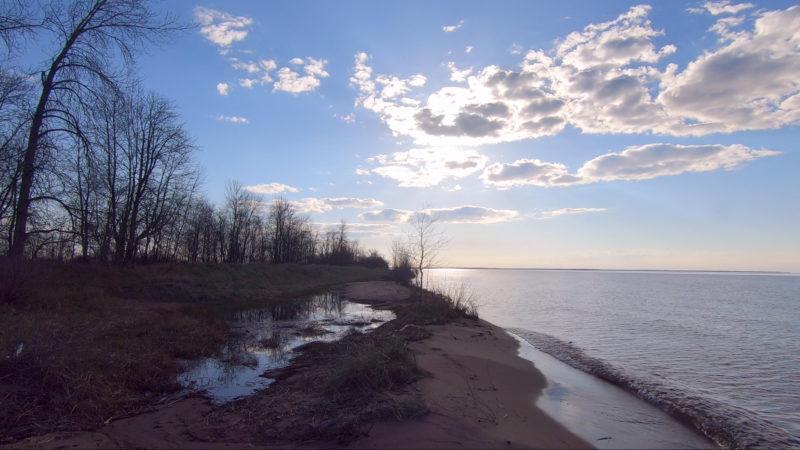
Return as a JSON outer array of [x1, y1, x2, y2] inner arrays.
[[7, 281, 589, 449], [345, 282, 589, 449]]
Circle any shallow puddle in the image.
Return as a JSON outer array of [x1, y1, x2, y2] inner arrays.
[[178, 292, 394, 403]]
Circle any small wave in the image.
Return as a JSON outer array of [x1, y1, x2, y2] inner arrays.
[[508, 328, 800, 449]]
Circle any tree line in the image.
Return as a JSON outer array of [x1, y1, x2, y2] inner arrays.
[[0, 0, 388, 268]]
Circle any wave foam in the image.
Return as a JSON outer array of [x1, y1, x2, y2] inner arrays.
[[508, 328, 800, 449]]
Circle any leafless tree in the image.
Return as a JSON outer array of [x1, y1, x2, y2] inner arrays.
[[9, 0, 179, 257], [0, 0, 38, 54], [408, 210, 447, 289]]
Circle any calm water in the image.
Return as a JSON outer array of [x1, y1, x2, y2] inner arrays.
[[428, 269, 800, 448], [178, 292, 394, 403]]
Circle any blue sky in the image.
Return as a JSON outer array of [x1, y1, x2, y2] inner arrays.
[[127, 0, 799, 271]]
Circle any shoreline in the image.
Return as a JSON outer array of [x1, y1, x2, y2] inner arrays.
[[7, 280, 591, 449], [509, 331, 716, 449], [5, 280, 718, 449]]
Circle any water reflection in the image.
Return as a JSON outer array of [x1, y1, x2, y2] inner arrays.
[[178, 292, 394, 403]]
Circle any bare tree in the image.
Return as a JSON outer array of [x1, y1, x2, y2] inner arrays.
[[408, 210, 447, 289], [9, 0, 178, 257], [0, 0, 38, 54]]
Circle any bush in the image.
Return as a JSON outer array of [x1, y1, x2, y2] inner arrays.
[[395, 284, 479, 325], [389, 266, 416, 285], [324, 333, 421, 403], [357, 252, 389, 269]]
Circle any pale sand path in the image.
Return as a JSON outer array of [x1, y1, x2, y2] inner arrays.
[[345, 281, 591, 449]]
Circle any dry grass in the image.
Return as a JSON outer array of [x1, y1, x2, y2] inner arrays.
[[192, 283, 480, 445], [196, 329, 426, 444], [0, 259, 387, 443]]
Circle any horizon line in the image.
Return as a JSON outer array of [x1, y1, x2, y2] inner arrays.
[[433, 266, 797, 275]]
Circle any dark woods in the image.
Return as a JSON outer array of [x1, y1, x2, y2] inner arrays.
[[0, 0, 388, 268]]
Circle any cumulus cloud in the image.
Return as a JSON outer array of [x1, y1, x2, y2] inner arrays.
[[244, 183, 300, 194], [361, 147, 488, 187], [232, 58, 277, 88], [216, 115, 249, 124], [351, 51, 569, 147], [688, 1, 754, 15], [216, 82, 230, 96], [291, 197, 383, 214], [194, 6, 253, 49], [447, 62, 473, 82], [442, 20, 464, 32], [659, 6, 800, 133], [360, 206, 518, 224], [481, 159, 581, 188], [482, 143, 779, 188], [536, 208, 608, 219], [351, 4, 800, 146], [273, 57, 330, 94]]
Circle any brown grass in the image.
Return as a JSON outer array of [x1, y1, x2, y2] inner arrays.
[[191, 284, 479, 445], [195, 329, 427, 444], [0, 259, 387, 443]]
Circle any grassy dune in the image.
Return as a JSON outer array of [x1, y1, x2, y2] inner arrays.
[[0, 261, 387, 442]]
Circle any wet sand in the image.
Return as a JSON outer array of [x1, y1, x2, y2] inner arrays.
[[345, 282, 589, 449]]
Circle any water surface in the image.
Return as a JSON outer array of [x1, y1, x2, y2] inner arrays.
[[178, 292, 394, 403], [429, 268, 800, 448]]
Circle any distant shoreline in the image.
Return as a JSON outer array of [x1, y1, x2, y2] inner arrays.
[[434, 266, 796, 275]]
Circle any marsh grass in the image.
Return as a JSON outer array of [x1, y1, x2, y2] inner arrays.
[[0, 260, 386, 443], [199, 328, 426, 444], [197, 282, 480, 445]]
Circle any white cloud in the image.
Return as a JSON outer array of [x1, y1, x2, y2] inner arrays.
[[232, 58, 277, 88], [709, 16, 745, 41], [273, 68, 321, 93], [273, 58, 330, 94], [481, 158, 580, 189], [351, 4, 800, 146], [360, 206, 518, 224], [688, 1, 754, 16], [194, 6, 253, 49], [232, 61, 260, 73], [425, 206, 518, 224], [482, 143, 779, 188], [442, 20, 464, 32], [216, 115, 249, 124], [261, 59, 278, 71], [363, 147, 488, 187], [291, 197, 384, 213], [447, 62, 473, 82], [216, 82, 230, 96], [244, 183, 300, 194], [314, 222, 396, 237], [360, 208, 414, 223], [659, 6, 800, 133], [536, 208, 608, 219]]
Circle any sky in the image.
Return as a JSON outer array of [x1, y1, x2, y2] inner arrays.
[[127, 0, 799, 271]]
